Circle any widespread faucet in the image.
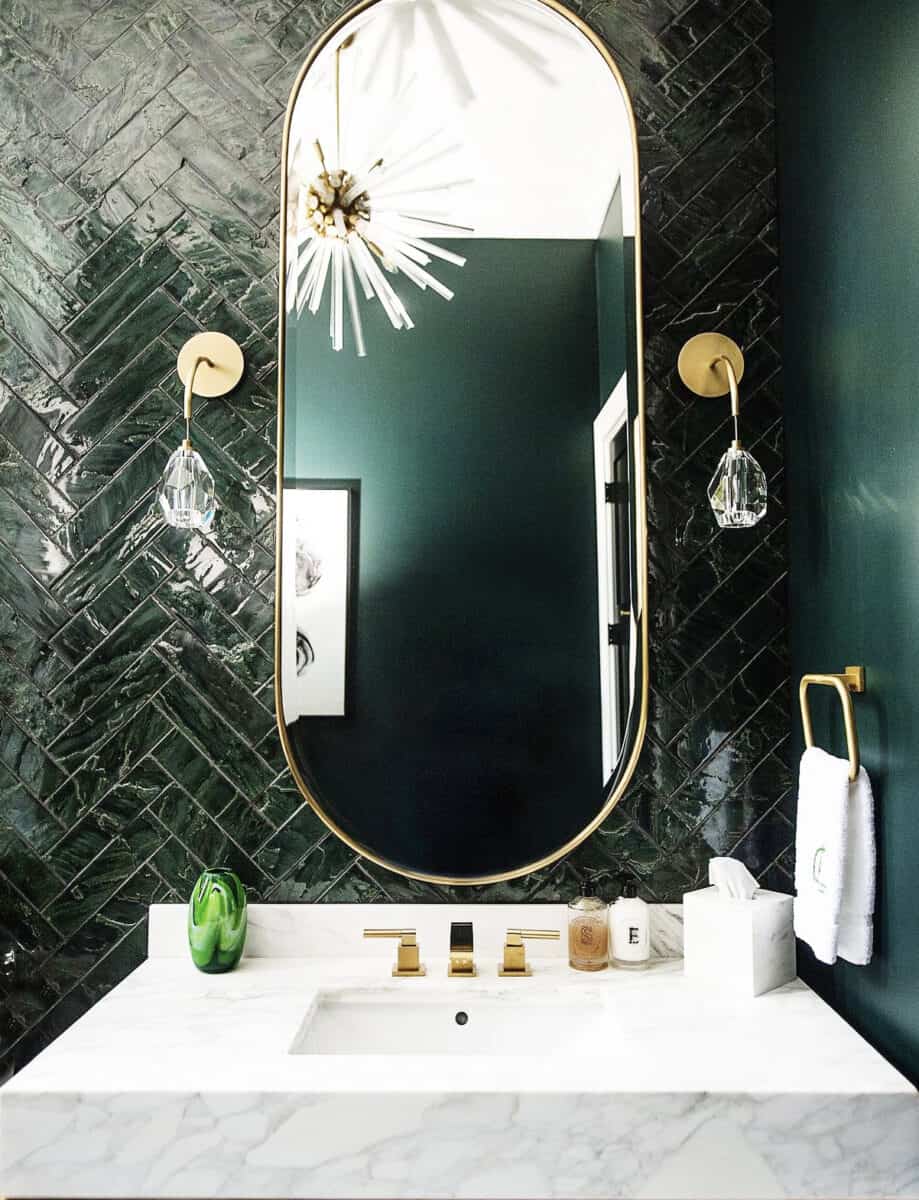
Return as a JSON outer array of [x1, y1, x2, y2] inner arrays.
[[448, 921, 476, 977]]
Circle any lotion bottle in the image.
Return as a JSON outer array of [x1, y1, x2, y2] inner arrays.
[[611, 879, 650, 969]]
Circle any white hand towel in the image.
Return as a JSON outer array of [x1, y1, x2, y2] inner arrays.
[[793, 746, 875, 965]]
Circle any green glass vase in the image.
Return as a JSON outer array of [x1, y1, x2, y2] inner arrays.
[[188, 868, 247, 973]]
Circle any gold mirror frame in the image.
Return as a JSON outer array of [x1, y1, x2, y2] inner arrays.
[[273, 0, 649, 886]]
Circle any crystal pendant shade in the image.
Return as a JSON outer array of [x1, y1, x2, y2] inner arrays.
[[707, 445, 767, 529], [157, 445, 217, 531]]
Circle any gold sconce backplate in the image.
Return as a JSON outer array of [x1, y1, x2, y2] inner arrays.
[[177, 331, 245, 398], [677, 332, 745, 398]]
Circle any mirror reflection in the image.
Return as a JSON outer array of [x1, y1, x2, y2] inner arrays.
[[277, 0, 647, 882]]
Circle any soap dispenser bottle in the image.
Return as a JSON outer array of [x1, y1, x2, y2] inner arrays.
[[567, 879, 609, 971], [611, 879, 650, 969]]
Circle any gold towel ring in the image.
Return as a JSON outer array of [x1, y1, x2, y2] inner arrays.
[[798, 666, 865, 782]]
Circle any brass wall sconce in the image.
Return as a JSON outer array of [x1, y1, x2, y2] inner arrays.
[[677, 332, 766, 529], [157, 332, 245, 531]]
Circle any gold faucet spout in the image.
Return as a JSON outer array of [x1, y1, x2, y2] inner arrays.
[[448, 921, 476, 977]]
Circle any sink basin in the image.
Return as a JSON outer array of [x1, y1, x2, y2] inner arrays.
[[291, 988, 607, 1056]]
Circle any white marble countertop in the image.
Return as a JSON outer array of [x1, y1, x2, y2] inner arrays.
[[3, 955, 912, 1097], [1, 904, 917, 1199]]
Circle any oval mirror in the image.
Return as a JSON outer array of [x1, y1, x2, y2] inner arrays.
[[276, 0, 647, 884]]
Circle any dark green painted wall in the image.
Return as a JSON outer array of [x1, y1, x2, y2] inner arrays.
[[775, 0, 919, 1084], [596, 181, 626, 403], [285, 240, 604, 878]]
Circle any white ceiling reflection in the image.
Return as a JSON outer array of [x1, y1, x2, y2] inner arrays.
[[289, 0, 635, 240]]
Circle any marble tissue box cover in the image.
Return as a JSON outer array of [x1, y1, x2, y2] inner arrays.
[[683, 886, 795, 996]]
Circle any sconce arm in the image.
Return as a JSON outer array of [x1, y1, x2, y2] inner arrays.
[[716, 354, 741, 448], [183, 355, 211, 448]]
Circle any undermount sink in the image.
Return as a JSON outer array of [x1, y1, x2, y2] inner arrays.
[[290, 987, 608, 1056]]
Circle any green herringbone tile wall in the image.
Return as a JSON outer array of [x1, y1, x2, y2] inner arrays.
[[0, 0, 788, 1078]]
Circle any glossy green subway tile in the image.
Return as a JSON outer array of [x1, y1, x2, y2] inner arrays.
[[0, 657, 70, 746], [48, 607, 109, 665], [164, 212, 256, 301], [0, 435, 76, 538], [0, 25, 89, 126], [60, 291, 181, 405], [212, 793, 273, 855], [73, 39, 183, 160], [151, 782, 269, 889], [166, 115, 277, 225], [0, 766, 66, 855], [68, 90, 185, 202], [59, 342, 176, 452], [156, 624, 274, 743], [47, 656, 172, 772], [0, 1, 94, 76], [0, 230, 81, 328], [150, 834, 205, 895], [50, 597, 172, 711], [0, 718, 65, 800], [83, 544, 173, 632], [0, 884, 64, 958], [191, 4, 286, 85], [60, 445, 165, 560], [119, 140, 184, 207], [45, 704, 172, 828], [43, 841, 163, 938], [158, 574, 272, 687], [57, 392, 177, 509], [155, 676, 276, 796], [152, 726, 232, 813], [165, 165, 275, 276], [168, 21, 278, 131], [0, 598, 68, 690], [166, 67, 280, 181], [64, 241, 181, 352], [0, 495, 72, 585], [0, 177, 84, 274], [251, 777, 304, 830]]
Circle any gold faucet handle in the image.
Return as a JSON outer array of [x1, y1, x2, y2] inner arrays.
[[363, 929, 426, 977], [499, 928, 560, 977]]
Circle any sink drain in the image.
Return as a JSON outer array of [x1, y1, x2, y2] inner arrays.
[[455, 1011, 469, 1026]]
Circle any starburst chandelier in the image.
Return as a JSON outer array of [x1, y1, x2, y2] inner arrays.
[[286, 34, 471, 357]]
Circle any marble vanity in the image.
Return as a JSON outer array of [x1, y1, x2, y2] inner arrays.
[[1, 904, 916, 1200]]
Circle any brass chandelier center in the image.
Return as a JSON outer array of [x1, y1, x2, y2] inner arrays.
[[305, 166, 370, 239]]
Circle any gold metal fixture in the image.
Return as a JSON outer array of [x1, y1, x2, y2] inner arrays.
[[677, 332, 745, 397], [677, 332, 746, 443], [273, 0, 650, 887], [678, 332, 767, 530], [799, 667, 866, 782], [448, 921, 476, 978], [158, 332, 245, 531], [498, 928, 561, 977], [363, 928, 426, 977], [177, 331, 245, 448]]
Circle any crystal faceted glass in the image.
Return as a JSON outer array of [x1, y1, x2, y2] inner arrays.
[[157, 445, 217, 530], [188, 867, 247, 973], [707, 445, 767, 529]]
